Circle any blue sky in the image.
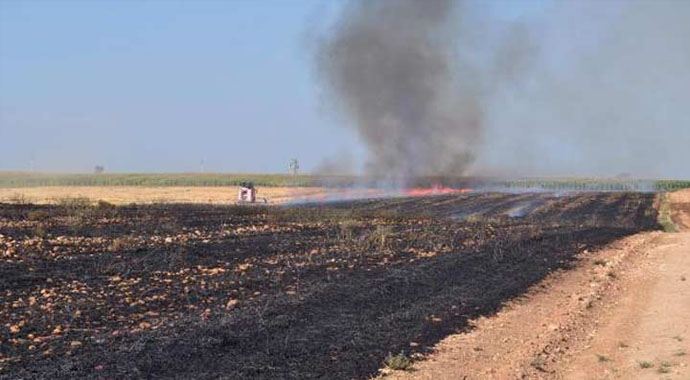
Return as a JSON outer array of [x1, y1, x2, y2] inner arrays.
[[0, 0, 361, 172], [0, 0, 551, 174]]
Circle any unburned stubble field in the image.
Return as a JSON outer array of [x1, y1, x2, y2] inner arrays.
[[0, 186, 328, 205]]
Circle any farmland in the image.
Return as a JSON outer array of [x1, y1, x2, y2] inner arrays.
[[0, 172, 344, 188], [1, 172, 689, 191], [0, 191, 659, 379], [0, 186, 329, 206]]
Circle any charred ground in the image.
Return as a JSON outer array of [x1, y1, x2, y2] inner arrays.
[[0, 192, 658, 379]]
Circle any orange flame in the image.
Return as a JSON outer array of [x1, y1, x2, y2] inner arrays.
[[287, 185, 472, 204], [404, 185, 472, 197]]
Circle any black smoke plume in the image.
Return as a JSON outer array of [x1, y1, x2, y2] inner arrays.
[[316, 0, 481, 182]]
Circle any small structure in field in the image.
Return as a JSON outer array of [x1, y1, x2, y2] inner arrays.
[[237, 182, 257, 203], [288, 158, 300, 176]]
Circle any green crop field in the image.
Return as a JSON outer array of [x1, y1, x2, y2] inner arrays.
[[0, 172, 688, 192], [0, 172, 353, 188], [490, 178, 690, 192]]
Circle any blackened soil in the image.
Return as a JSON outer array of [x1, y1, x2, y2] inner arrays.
[[0, 192, 658, 379]]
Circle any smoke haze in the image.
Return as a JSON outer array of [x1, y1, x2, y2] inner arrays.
[[316, 0, 482, 182], [316, 0, 690, 180], [311, 150, 356, 175]]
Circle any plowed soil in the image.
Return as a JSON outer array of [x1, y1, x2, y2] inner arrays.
[[0, 192, 659, 379]]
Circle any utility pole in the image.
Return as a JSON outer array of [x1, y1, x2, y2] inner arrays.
[[288, 158, 299, 176]]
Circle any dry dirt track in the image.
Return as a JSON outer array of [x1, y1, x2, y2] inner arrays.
[[383, 190, 690, 379], [559, 232, 689, 379]]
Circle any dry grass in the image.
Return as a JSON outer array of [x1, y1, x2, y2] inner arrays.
[[383, 352, 413, 371], [596, 354, 610, 362], [0, 186, 330, 205], [658, 193, 678, 232]]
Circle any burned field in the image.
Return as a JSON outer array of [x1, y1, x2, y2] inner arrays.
[[0, 192, 659, 379]]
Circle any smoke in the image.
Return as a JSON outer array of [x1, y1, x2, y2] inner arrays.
[[311, 150, 356, 175], [316, 0, 690, 181], [477, 0, 690, 179], [316, 0, 482, 182]]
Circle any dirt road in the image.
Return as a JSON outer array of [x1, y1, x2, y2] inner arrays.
[[559, 232, 689, 379], [383, 190, 690, 379], [558, 190, 690, 379]]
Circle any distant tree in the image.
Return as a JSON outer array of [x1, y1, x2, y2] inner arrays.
[[94, 165, 105, 174], [288, 158, 299, 176]]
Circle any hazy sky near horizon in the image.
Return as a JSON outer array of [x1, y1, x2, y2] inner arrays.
[[0, 0, 544, 174], [2, 0, 688, 178]]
